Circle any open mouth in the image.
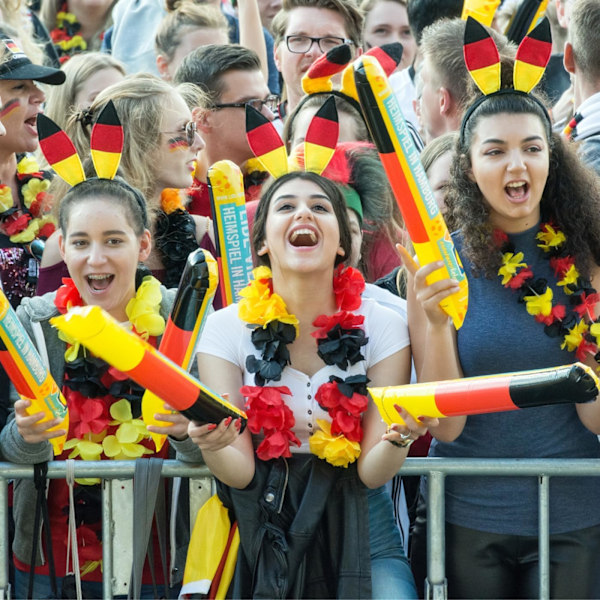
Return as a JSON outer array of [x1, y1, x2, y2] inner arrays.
[[86, 274, 114, 291], [505, 181, 529, 201], [289, 228, 318, 247]]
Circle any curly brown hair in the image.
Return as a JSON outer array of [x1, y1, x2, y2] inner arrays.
[[446, 91, 600, 280]]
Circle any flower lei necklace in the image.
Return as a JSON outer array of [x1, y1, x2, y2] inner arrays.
[[0, 155, 55, 244], [50, 2, 88, 63], [497, 222, 600, 364], [53, 275, 166, 471], [238, 264, 369, 468]]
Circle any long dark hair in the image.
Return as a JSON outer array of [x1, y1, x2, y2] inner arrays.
[[446, 92, 600, 278]]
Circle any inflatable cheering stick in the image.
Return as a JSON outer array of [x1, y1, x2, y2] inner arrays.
[[143, 248, 219, 450], [353, 55, 468, 329], [370, 363, 599, 426], [207, 160, 253, 306], [0, 290, 68, 454], [51, 306, 247, 428]]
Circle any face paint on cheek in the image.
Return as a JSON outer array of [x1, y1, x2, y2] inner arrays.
[[167, 137, 188, 152], [0, 98, 20, 119]]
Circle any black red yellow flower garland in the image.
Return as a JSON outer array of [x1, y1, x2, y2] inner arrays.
[[497, 222, 600, 363], [0, 155, 55, 243], [50, 2, 88, 63], [238, 265, 370, 467]]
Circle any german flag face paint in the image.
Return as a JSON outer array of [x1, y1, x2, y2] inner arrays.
[[245, 104, 289, 179], [304, 96, 338, 175], [463, 16, 501, 95], [37, 113, 86, 187], [0, 99, 20, 120], [90, 101, 124, 180], [167, 138, 188, 152], [513, 18, 552, 93]]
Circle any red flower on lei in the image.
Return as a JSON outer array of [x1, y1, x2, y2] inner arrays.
[[55, 277, 82, 313], [239, 265, 369, 467]]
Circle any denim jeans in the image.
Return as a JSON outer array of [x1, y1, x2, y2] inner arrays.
[[368, 485, 418, 599], [13, 568, 180, 599]]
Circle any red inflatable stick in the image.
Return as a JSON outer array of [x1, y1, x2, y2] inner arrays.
[[142, 249, 219, 449]]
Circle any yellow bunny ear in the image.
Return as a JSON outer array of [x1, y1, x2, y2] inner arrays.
[[513, 17, 552, 93], [461, 0, 501, 27], [463, 16, 501, 95], [37, 114, 86, 187], [304, 96, 339, 175], [90, 100, 123, 180], [302, 44, 353, 95], [245, 104, 289, 179]]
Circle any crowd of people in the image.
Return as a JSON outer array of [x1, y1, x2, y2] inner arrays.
[[1, 0, 600, 597]]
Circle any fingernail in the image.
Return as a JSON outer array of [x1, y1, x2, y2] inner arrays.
[[224, 416, 232, 427], [235, 419, 242, 430], [207, 423, 217, 431], [394, 404, 404, 414]]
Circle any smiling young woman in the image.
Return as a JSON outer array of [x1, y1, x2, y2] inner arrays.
[[407, 83, 600, 600], [1, 177, 202, 598], [188, 169, 435, 598]]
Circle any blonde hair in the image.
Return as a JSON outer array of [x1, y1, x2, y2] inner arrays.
[[59, 74, 188, 211], [155, 1, 229, 62], [44, 52, 126, 128]]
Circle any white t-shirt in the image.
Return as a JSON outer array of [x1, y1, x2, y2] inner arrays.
[[196, 296, 409, 452]]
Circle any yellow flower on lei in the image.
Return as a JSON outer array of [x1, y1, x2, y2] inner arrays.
[[63, 432, 107, 484], [16, 156, 40, 175], [0, 185, 13, 212], [590, 322, 600, 346], [561, 320, 589, 353], [102, 399, 153, 459], [22, 178, 50, 209], [238, 267, 299, 334], [309, 419, 361, 468], [536, 224, 566, 252], [498, 252, 526, 285], [556, 264, 580, 295], [523, 287, 553, 317], [126, 276, 165, 339], [9, 215, 56, 244]]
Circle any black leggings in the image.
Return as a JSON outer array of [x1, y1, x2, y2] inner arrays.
[[411, 500, 600, 599]]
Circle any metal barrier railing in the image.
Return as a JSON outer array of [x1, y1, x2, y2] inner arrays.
[[1, 457, 599, 600]]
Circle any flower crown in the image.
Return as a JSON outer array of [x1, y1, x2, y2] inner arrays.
[[37, 100, 124, 186], [460, 15, 552, 142]]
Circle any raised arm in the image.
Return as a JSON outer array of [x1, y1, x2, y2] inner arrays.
[[401, 247, 466, 442]]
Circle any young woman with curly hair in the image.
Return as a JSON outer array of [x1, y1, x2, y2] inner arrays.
[[407, 85, 600, 598]]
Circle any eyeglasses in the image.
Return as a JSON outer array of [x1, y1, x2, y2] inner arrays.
[[161, 121, 197, 146], [213, 94, 280, 113], [285, 35, 353, 54]]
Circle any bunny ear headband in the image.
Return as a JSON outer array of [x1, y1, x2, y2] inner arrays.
[[246, 94, 340, 178], [460, 15, 552, 141], [36, 100, 124, 186], [301, 42, 403, 107]]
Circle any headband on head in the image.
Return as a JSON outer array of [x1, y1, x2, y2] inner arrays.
[[37, 100, 124, 186], [301, 43, 403, 103], [460, 15, 552, 142], [246, 95, 339, 178]]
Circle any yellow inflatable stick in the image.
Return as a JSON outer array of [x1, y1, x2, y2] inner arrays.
[[353, 55, 468, 328], [51, 306, 247, 427], [0, 290, 68, 454]]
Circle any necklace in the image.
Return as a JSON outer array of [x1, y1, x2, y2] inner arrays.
[[238, 265, 369, 467], [49, 2, 89, 63], [497, 222, 600, 363], [0, 155, 55, 244]]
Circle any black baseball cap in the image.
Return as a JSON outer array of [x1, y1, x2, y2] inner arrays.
[[0, 36, 65, 85]]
